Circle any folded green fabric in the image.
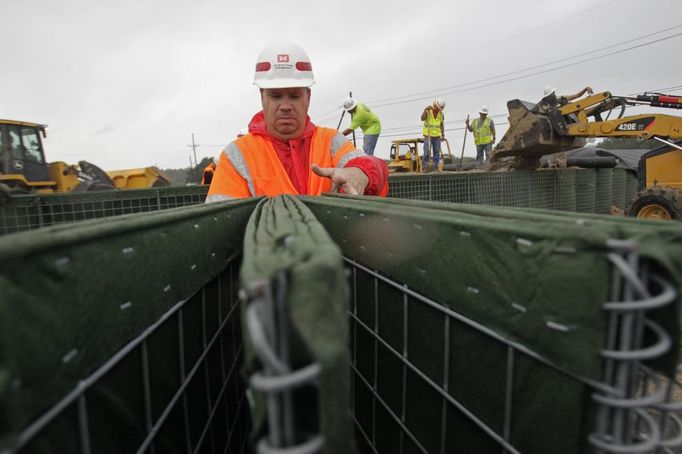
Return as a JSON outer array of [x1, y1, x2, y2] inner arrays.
[[240, 195, 355, 454]]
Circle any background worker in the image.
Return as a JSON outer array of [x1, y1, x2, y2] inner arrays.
[[536, 85, 594, 113], [420, 98, 446, 172], [201, 160, 216, 185], [536, 85, 594, 167], [341, 98, 382, 155], [466, 105, 496, 164], [206, 43, 388, 201]]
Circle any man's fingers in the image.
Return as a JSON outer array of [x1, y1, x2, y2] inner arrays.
[[311, 164, 335, 178]]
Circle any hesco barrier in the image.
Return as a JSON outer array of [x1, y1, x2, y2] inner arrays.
[[2, 194, 682, 453], [0, 169, 638, 237], [0, 198, 258, 454], [387, 168, 634, 215], [0, 186, 209, 236]]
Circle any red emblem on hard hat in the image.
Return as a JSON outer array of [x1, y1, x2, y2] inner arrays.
[[277, 54, 289, 63]]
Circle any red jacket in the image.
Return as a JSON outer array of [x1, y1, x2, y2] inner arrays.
[[247, 111, 387, 195]]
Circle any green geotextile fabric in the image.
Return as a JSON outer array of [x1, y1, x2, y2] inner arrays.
[[313, 194, 682, 377], [0, 198, 258, 450], [239, 196, 355, 454], [302, 195, 681, 453]]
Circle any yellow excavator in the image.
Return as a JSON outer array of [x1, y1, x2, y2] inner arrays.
[[0, 119, 171, 194], [493, 91, 682, 220]]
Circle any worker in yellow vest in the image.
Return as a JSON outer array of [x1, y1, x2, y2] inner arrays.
[[420, 98, 445, 172], [466, 105, 496, 164]]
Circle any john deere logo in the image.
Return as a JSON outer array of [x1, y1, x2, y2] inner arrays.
[[277, 54, 289, 63]]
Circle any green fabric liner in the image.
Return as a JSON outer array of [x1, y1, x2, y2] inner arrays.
[[305, 194, 682, 379], [239, 196, 355, 454], [0, 198, 258, 450], [304, 194, 681, 453]]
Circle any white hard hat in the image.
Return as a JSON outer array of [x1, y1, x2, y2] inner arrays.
[[343, 97, 357, 112], [253, 43, 315, 89], [237, 127, 249, 137], [433, 98, 445, 110], [479, 105, 489, 114], [544, 85, 556, 97]]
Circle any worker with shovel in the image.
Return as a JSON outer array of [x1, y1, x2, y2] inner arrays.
[[466, 105, 496, 165], [341, 98, 382, 156], [421, 98, 446, 172]]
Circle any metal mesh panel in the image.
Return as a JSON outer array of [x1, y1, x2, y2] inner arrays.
[[8, 259, 250, 454], [0, 186, 209, 236], [387, 175, 433, 201], [625, 171, 639, 210], [555, 169, 577, 212], [595, 168, 614, 214], [389, 171, 558, 211], [575, 169, 597, 214], [0, 195, 44, 235], [611, 169, 627, 211], [345, 250, 680, 453]]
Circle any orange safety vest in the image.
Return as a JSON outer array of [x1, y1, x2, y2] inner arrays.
[[201, 162, 216, 185], [207, 127, 384, 199]]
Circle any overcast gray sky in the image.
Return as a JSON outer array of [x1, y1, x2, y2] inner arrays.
[[2, 0, 681, 170]]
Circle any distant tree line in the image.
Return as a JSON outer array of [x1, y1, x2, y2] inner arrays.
[[162, 156, 214, 186]]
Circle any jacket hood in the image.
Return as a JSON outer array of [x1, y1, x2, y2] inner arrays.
[[247, 111, 316, 140]]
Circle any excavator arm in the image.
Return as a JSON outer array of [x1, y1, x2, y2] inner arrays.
[[493, 91, 682, 160]]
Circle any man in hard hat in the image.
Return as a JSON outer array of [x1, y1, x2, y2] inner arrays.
[[341, 98, 382, 156], [206, 44, 388, 201], [536, 85, 594, 114], [536, 86, 593, 167], [420, 98, 446, 172], [466, 105, 496, 164]]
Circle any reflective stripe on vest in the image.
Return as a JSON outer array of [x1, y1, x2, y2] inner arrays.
[[212, 127, 357, 197], [205, 193, 236, 203], [422, 110, 443, 137], [472, 117, 492, 145]]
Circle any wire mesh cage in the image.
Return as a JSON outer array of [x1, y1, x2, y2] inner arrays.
[[3, 194, 680, 454], [0, 186, 209, 236], [387, 168, 630, 215]]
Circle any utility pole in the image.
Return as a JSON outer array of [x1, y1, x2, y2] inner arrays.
[[349, 91, 356, 148], [188, 155, 193, 168], [188, 133, 198, 168]]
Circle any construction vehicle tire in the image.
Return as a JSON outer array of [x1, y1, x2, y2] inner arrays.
[[626, 186, 682, 221]]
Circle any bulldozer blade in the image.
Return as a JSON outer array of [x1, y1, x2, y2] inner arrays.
[[493, 99, 585, 159]]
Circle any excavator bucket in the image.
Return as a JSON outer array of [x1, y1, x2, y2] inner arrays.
[[493, 99, 585, 159]]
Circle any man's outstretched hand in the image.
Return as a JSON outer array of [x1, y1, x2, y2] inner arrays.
[[311, 164, 369, 195]]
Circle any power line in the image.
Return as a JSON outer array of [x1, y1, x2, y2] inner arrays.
[[366, 30, 682, 109], [313, 28, 682, 123], [365, 25, 682, 106], [310, 0, 620, 118]]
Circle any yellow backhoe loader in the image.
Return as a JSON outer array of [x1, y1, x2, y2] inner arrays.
[[388, 137, 453, 173], [493, 91, 682, 219], [0, 119, 170, 194]]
